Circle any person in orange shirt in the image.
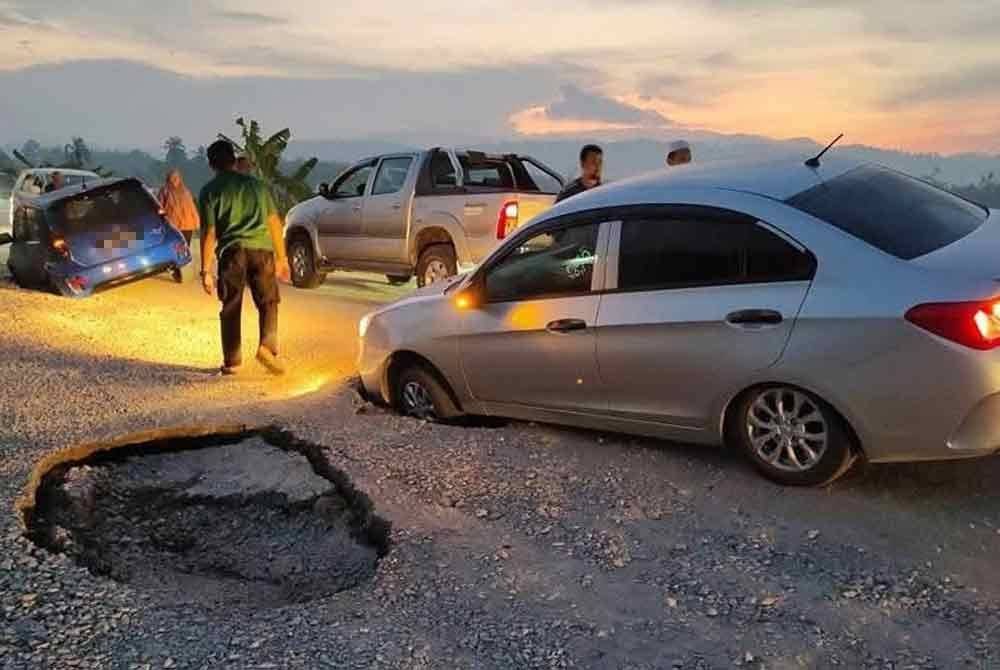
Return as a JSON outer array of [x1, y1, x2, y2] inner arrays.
[[157, 169, 201, 282]]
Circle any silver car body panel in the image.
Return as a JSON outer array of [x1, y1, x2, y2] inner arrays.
[[359, 160, 1000, 464]]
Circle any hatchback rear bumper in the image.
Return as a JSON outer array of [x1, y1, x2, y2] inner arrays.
[[49, 239, 191, 297]]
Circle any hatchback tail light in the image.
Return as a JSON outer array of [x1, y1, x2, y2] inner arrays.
[[496, 200, 518, 240], [905, 300, 1000, 350]]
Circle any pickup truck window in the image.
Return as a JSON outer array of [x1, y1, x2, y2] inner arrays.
[[458, 155, 515, 189], [373, 157, 414, 196], [431, 151, 458, 187], [331, 164, 374, 199]]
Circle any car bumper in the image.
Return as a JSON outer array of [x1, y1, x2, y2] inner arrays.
[[49, 240, 192, 297], [358, 324, 392, 403]]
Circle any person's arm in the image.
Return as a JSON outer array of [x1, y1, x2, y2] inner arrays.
[[268, 212, 290, 282], [198, 190, 217, 296]]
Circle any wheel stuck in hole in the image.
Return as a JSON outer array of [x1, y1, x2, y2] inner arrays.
[[20, 427, 391, 609]]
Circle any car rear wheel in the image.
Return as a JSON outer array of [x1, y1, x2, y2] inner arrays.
[[733, 386, 857, 487], [393, 365, 460, 422], [288, 236, 327, 289], [416, 244, 457, 288], [386, 274, 411, 286]]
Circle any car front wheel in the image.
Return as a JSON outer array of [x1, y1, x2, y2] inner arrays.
[[733, 386, 857, 486], [393, 365, 460, 421], [287, 236, 327, 289]]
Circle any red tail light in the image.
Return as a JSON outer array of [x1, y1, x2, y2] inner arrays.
[[905, 300, 1000, 350], [496, 200, 519, 240]]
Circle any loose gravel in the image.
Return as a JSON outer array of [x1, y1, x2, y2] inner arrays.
[[1, 269, 999, 669]]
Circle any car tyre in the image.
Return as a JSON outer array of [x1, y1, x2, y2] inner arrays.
[[287, 236, 327, 289], [732, 385, 857, 487], [394, 365, 460, 422], [416, 244, 457, 288], [386, 274, 411, 286]]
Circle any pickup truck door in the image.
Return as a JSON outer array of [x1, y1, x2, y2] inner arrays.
[[315, 161, 375, 261], [361, 155, 417, 262]]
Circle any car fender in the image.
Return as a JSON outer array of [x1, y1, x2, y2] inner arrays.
[[409, 211, 472, 266], [283, 198, 323, 258]]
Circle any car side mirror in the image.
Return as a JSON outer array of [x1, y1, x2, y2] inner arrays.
[[0, 232, 12, 246], [318, 182, 329, 196], [454, 274, 485, 310]]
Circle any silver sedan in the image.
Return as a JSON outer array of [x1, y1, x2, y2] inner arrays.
[[358, 157, 1000, 486]]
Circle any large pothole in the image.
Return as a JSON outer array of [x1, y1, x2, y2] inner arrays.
[[20, 427, 391, 609]]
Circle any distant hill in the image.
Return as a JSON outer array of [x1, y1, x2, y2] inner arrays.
[[290, 133, 1000, 187]]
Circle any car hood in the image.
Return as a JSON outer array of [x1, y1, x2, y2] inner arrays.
[[371, 273, 467, 318]]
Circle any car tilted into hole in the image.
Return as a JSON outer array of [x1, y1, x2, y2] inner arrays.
[[1, 177, 192, 297], [358, 157, 1000, 486]]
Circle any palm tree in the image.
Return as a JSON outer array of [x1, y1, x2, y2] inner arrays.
[[163, 136, 188, 167], [219, 118, 318, 216]]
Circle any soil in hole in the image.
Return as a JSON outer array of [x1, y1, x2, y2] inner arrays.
[[24, 429, 391, 609]]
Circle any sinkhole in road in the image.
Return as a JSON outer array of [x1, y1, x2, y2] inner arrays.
[[20, 427, 391, 609]]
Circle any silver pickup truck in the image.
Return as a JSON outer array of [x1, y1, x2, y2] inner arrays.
[[283, 148, 564, 288]]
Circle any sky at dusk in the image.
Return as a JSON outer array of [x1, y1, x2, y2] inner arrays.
[[1, 0, 999, 153]]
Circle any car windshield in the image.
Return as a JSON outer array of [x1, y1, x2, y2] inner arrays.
[[786, 164, 988, 260], [50, 182, 158, 233]]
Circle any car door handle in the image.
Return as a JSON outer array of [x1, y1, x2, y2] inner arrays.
[[351, 204, 362, 212], [546, 318, 588, 334], [391, 203, 402, 210], [726, 309, 784, 326]]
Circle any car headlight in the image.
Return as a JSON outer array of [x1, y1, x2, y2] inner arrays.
[[358, 313, 373, 339]]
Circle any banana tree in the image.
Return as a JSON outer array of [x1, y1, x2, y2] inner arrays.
[[219, 118, 318, 216]]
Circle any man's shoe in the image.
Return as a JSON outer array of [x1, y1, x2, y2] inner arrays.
[[219, 365, 241, 376], [172, 268, 183, 283], [256, 347, 286, 375]]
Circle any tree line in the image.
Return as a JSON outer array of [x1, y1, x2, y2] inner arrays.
[[1, 120, 350, 215]]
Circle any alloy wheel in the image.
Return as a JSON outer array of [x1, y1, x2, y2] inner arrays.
[[401, 380, 436, 419], [746, 388, 829, 473], [423, 260, 449, 286], [290, 244, 310, 281]]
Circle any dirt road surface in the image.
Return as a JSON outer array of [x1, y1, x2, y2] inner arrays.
[[1, 239, 999, 669]]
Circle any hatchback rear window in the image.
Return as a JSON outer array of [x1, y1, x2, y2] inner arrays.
[[786, 165, 988, 260], [52, 182, 158, 232]]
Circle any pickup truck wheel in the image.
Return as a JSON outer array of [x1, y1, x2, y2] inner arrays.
[[416, 244, 457, 288], [288, 236, 327, 289], [386, 274, 412, 286]]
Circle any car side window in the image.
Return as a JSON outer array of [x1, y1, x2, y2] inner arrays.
[[331, 164, 374, 199], [372, 157, 414, 196], [12, 207, 42, 242], [430, 151, 458, 188], [618, 212, 814, 291], [485, 223, 600, 303]]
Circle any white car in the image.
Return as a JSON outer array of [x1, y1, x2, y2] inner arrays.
[[9, 168, 99, 226]]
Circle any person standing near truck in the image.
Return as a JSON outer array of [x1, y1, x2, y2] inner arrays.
[[198, 140, 290, 376], [157, 168, 200, 283], [555, 144, 603, 203]]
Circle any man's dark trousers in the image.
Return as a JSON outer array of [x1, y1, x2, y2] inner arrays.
[[217, 245, 280, 368]]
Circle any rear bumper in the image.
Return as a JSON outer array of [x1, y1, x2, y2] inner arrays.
[[946, 393, 1000, 456], [49, 240, 191, 297]]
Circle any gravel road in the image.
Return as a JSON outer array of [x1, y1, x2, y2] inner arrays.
[[1, 249, 999, 669]]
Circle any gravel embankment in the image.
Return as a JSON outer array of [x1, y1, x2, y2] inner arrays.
[[1, 267, 999, 669]]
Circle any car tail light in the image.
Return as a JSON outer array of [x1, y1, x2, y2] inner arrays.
[[51, 237, 70, 257], [174, 241, 189, 257], [66, 275, 88, 292], [497, 200, 518, 240], [905, 300, 1000, 350]]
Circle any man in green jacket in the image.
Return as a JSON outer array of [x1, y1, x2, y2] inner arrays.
[[199, 140, 290, 376]]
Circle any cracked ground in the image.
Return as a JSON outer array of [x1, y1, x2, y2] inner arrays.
[[1, 235, 999, 669]]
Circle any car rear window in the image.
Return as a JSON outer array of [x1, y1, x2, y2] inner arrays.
[[786, 165, 988, 260], [51, 182, 158, 232], [457, 154, 515, 189]]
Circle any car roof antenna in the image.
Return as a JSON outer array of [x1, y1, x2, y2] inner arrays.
[[805, 133, 844, 168]]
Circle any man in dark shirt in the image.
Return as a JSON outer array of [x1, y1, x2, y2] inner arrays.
[[199, 140, 291, 376], [555, 144, 603, 203]]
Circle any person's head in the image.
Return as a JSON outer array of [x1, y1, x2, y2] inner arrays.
[[50, 171, 65, 189], [166, 168, 184, 189], [207, 140, 237, 173], [666, 140, 692, 167], [579, 144, 603, 182]]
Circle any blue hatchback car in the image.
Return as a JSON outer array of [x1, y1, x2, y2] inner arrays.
[[2, 177, 192, 297]]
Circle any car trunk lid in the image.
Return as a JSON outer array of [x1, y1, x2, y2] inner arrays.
[[50, 180, 166, 267], [910, 209, 1000, 279]]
